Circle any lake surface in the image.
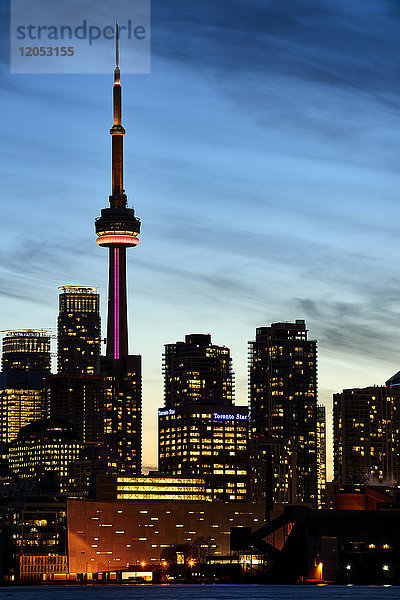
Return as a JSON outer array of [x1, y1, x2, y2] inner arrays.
[[0, 585, 399, 600]]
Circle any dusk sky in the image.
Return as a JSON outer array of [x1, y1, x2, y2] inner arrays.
[[1, 0, 400, 476]]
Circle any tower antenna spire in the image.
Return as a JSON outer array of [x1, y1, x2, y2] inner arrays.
[[116, 21, 119, 68]]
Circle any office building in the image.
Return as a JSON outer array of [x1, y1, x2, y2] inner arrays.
[[333, 386, 400, 485], [57, 286, 101, 375], [94, 33, 142, 473], [159, 404, 248, 501], [249, 320, 318, 508], [159, 334, 248, 500]]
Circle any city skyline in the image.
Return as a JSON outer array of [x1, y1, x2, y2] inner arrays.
[[2, 1, 400, 476]]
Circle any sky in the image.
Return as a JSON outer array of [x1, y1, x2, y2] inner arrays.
[[1, 0, 400, 478]]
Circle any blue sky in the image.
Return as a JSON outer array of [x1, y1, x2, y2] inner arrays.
[[1, 0, 400, 476]]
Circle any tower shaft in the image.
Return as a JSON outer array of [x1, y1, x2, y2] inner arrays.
[[106, 245, 128, 359]]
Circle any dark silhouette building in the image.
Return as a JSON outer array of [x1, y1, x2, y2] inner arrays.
[[249, 320, 318, 508], [47, 374, 104, 446], [158, 334, 248, 501], [333, 385, 400, 486], [94, 32, 142, 473], [57, 286, 101, 375], [317, 404, 327, 508]]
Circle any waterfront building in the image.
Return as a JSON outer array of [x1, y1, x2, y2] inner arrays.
[[67, 499, 265, 573], [249, 320, 318, 508]]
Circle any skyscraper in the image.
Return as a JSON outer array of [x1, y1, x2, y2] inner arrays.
[[158, 334, 249, 501], [57, 286, 101, 375], [0, 330, 50, 444], [94, 30, 142, 473], [2, 330, 51, 373], [49, 286, 103, 445], [333, 386, 400, 486], [249, 320, 318, 508]]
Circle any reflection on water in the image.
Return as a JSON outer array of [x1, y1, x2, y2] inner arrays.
[[0, 585, 398, 600]]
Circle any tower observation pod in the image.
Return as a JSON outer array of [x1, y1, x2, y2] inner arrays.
[[95, 24, 141, 361]]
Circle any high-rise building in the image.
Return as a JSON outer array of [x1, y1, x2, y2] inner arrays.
[[0, 331, 50, 444], [333, 386, 400, 486], [2, 330, 51, 373], [94, 32, 142, 473], [158, 404, 248, 501], [316, 405, 327, 508], [158, 334, 249, 501], [8, 418, 83, 493], [57, 286, 101, 375], [49, 287, 103, 447], [47, 374, 104, 446], [249, 320, 318, 508], [0, 372, 46, 444], [163, 334, 233, 408]]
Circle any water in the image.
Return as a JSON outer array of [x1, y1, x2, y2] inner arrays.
[[0, 586, 399, 600]]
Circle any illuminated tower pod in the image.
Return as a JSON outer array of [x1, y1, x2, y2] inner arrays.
[[94, 28, 142, 473]]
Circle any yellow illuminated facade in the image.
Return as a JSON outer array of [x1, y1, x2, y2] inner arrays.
[[0, 386, 44, 444], [115, 476, 211, 501], [159, 405, 248, 501]]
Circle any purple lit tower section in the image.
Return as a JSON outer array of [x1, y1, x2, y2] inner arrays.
[[95, 28, 142, 473]]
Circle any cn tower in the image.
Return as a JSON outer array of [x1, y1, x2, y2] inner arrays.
[[95, 27, 142, 473], [95, 27, 141, 359]]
